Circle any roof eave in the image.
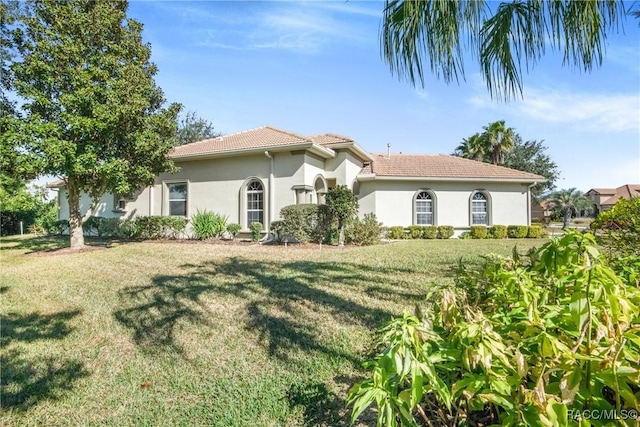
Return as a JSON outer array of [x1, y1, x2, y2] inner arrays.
[[326, 142, 373, 162], [170, 142, 336, 161], [357, 174, 546, 183]]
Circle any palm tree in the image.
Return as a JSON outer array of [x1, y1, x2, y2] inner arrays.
[[454, 133, 486, 161], [546, 188, 591, 229], [482, 120, 515, 165], [380, 1, 625, 101]]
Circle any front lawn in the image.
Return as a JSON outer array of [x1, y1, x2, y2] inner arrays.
[[1, 236, 544, 426]]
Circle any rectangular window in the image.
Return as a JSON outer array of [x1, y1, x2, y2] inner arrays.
[[416, 200, 433, 225], [168, 183, 187, 216], [471, 201, 487, 225]]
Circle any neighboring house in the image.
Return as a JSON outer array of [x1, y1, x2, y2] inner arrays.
[[49, 126, 545, 236], [586, 185, 640, 215]]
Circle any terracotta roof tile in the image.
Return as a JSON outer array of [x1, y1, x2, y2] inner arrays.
[[309, 133, 354, 146], [169, 126, 311, 159], [361, 154, 545, 181], [601, 184, 640, 205]]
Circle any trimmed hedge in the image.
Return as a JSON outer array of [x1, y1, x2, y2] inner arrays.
[[274, 204, 332, 243], [489, 225, 507, 239], [469, 225, 488, 239], [507, 225, 528, 239], [437, 226, 454, 239], [421, 226, 437, 239], [407, 225, 422, 239], [388, 226, 405, 240], [527, 225, 544, 238]]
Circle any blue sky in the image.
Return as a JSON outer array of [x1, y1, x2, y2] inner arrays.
[[124, 1, 640, 192]]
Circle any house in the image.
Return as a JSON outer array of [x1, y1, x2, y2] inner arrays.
[[586, 185, 640, 215], [50, 126, 545, 236]]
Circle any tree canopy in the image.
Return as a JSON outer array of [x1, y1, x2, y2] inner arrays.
[[3, 0, 181, 248], [176, 111, 221, 146], [381, 0, 628, 101], [454, 122, 559, 201]]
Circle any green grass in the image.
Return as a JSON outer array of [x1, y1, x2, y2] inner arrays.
[[0, 236, 544, 426]]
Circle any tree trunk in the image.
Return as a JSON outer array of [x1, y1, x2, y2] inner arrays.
[[563, 207, 572, 229], [67, 182, 85, 250], [338, 222, 345, 247]]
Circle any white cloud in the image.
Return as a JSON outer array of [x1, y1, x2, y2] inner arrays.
[[467, 86, 639, 133]]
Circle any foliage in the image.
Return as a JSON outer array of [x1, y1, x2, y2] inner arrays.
[[527, 224, 544, 238], [125, 216, 188, 240], [437, 226, 454, 239], [489, 224, 507, 239], [5, 0, 181, 249], [190, 210, 228, 240], [381, 0, 626, 101], [503, 138, 559, 201], [407, 225, 422, 239], [326, 185, 358, 247], [346, 213, 383, 246], [176, 111, 221, 146], [469, 225, 488, 239], [277, 204, 319, 243], [81, 217, 121, 238], [483, 120, 515, 165], [348, 231, 640, 426], [226, 223, 241, 240], [250, 222, 262, 242], [591, 197, 640, 259], [421, 226, 437, 239], [507, 225, 528, 239], [546, 188, 591, 229], [454, 133, 485, 161], [388, 226, 406, 240], [0, 177, 55, 236]]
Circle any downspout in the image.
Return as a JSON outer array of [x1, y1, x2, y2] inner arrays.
[[265, 151, 275, 234], [148, 185, 154, 216], [527, 183, 537, 225]]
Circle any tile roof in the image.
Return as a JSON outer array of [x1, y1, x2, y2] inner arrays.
[[360, 154, 545, 181], [600, 184, 640, 205], [589, 188, 616, 195], [169, 126, 312, 159], [309, 133, 354, 146]]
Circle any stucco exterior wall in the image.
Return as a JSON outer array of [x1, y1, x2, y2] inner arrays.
[[57, 189, 130, 220], [325, 150, 364, 188], [357, 180, 532, 229]]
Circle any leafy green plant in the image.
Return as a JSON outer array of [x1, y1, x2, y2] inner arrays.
[[388, 226, 405, 240], [591, 197, 640, 258], [421, 226, 437, 239], [469, 225, 488, 239], [190, 210, 227, 240], [346, 213, 383, 246], [437, 225, 454, 239], [278, 204, 319, 243], [489, 224, 507, 239], [226, 223, 241, 240], [507, 225, 528, 238], [407, 225, 422, 239], [326, 185, 358, 247], [250, 222, 262, 242], [527, 224, 543, 238], [348, 231, 640, 426]]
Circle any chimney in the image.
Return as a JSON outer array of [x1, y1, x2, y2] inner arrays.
[[387, 143, 391, 159]]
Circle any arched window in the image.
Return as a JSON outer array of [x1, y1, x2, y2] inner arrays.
[[471, 192, 489, 225], [246, 180, 264, 227], [414, 190, 435, 225]]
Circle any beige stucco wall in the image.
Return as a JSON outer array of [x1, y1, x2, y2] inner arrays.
[[325, 150, 364, 188], [357, 180, 532, 230], [57, 189, 131, 221]]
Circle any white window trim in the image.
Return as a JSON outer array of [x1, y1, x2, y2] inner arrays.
[[163, 180, 190, 217], [240, 177, 267, 231], [413, 189, 437, 226], [469, 190, 492, 226]]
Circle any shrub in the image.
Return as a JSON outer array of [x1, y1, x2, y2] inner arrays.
[[405, 225, 421, 239], [326, 185, 358, 246], [488, 224, 507, 239], [591, 197, 640, 258], [348, 231, 640, 426], [250, 222, 262, 242], [469, 225, 488, 239], [457, 231, 471, 239], [47, 219, 69, 235], [421, 225, 437, 239], [437, 225, 454, 239], [278, 204, 319, 243], [527, 224, 543, 238], [507, 224, 528, 238], [131, 216, 187, 240], [226, 223, 241, 240], [190, 210, 226, 240], [388, 226, 405, 240], [346, 213, 382, 246]]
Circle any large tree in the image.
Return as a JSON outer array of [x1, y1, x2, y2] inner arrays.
[[176, 111, 221, 146], [454, 133, 486, 161], [483, 120, 515, 165], [381, 1, 627, 100], [4, 0, 180, 249], [503, 137, 559, 201]]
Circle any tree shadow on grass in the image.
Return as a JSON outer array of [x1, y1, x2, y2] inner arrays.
[[0, 235, 69, 253], [0, 310, 89, 411]]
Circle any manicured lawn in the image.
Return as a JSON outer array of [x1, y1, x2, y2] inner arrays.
[[1, 236, 545, 426]]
